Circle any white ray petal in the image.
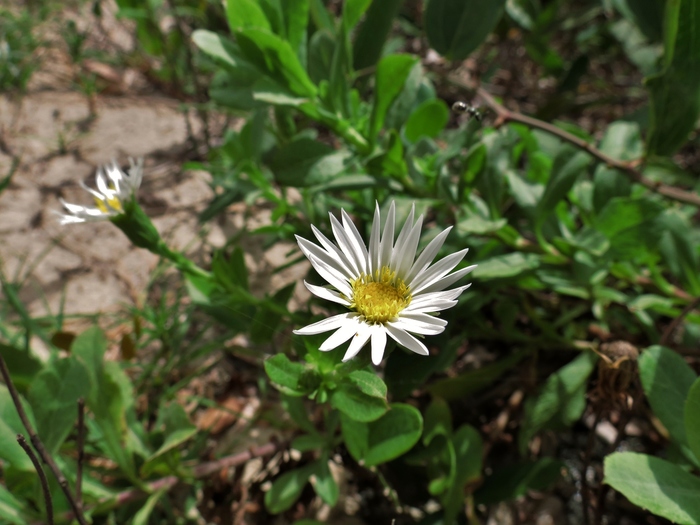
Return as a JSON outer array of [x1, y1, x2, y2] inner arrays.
[[329, 213, 364, 276], [297, 236, 354, 282], [79, 180, 108, 202], [404, 299, 458, 314], [393, 215, 423, 279], [341, 209, 369, 274], [419, 266, 476, 294], [379, 201, 396, 269], [391, 204, 415, 268], [306, 253, 353, 297], [410, 249, 469, 294], [371, 327, 388, 365], [411, 286, 469, 307], [386, 324, 429, 356], [293, 313, 351, 335], [95, 170, 114, 197], [389, 317, 445, 336], [368, 203, 381, 275], [405, 227, 452, 285], [310, 225, 354, 278], [320, 317, 362, 351], [304, 281, 351, 306], [342, 324, 372, 361], [399, 311, 448, 328]]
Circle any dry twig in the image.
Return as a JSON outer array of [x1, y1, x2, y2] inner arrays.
[[449, 77, 700, 208]]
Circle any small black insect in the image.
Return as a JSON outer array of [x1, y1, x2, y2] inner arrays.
[[452, 101, 482, 121]]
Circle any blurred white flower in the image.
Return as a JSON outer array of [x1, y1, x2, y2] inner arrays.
[[58, 159, 143, 224], [294, 202, 475, 365]]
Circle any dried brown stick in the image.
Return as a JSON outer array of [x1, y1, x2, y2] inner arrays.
[[449, 77, 700, 208], [0, 353, 89, 525], [43, 440, 285, 525], [17, 434, 54, 525]]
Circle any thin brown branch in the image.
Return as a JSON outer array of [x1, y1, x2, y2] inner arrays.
[[449, 77, 700, 208], [17, 434, 54, 525], [0, 352, 88, 525], [40, 440, 285, 524]]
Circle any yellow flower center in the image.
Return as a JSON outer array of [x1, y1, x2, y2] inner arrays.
[[350, 267, 411, 324], [94, 195, 123, 214]]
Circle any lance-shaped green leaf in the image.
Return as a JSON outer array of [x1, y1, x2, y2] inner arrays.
[[686, 378, 700, 464], [519, 351, 598, 453], [605, 452, 700, 525], [646, 0, 700, 156], [424, 0, 507, 60], [369, 54, 419, 142], [639, 345, 699, 464], [235, 28, 317, 98], [28, 356, 90, 454]]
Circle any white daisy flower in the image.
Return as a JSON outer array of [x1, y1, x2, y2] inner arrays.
[[58, 159, 143, 224], [294, 202, 476, 365]]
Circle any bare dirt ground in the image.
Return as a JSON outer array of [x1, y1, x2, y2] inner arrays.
[[0, 2, 306, 327]]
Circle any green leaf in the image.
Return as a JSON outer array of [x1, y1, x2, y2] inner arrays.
[[285, 0, 310, 56], [281, 394, 316, 433], [519, 351, 598, 453], [292, 433, 326, 452], [341, 404, 423, 466], [605, 452, 700, 525], [308, 30, 335, 85], [589, 121, 639, 212], [475, 458, 564, 504], [265, 464, 314, 514], [442, 424, 483, 522], [423, 397, 453, 445], [353, 0, 404, 70], [132, 488, 167, 525], [340, 414, 370, 461], [226, 0, 272, 32], [343, 0, 372, 30], [347, 370, 388, 398], [658, 210, 700, 293], [0, 385, 36, 471], [0, 342, 42, 393], [646, 0, 700, 156], [639, 345, 698, 462], [535, 148, 591, 221], [595, 197, 665, 258], [363, 404, 423, 466], [369, 54, 420, 141], [264, 354, 316, 396], [456, 216, 507, 235], [424, 0, 507, 60], [686, 378, 700, 464], [0, 484, 31, 525], [235, 28, 317, 97], [70, 326, 107, 404], [471, 252, 541, 280], [612, 0, 664, 41], [267, 138, 351, 186], [310, 458, 339, 505], [28, 356, 90, 454], [73, 328, 136, 477], [428, 350, 528, 401], [331, 373, 388, 423], [191, 30, 240, 69], [403, 99, 450, 143], [142, 402, 196, 475]]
